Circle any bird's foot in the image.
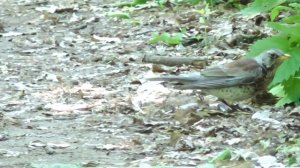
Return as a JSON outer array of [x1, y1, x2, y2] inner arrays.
[[216, 101, 233, 113], [213, 100, 255, 113], [232, 103, 256, 112]]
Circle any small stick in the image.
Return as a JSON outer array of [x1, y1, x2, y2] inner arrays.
[[142, 56, 208, 67]]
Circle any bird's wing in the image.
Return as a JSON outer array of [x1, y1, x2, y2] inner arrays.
[[201, 59, 262, 78], [147, 59, 264, 89], [173, 76, 251, 89]]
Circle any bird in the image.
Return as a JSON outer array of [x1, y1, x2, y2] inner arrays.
[[147, 49, 290, 104]]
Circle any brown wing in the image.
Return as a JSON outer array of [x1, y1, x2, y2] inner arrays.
[[201, 58, 263, 81], [148, 58, 265, 89], [175, 59, 265, 89]]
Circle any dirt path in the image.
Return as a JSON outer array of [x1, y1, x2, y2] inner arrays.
[[0, 0, 299, 167]]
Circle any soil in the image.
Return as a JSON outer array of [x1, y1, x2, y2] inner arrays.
[[0, 0, 299, 168]]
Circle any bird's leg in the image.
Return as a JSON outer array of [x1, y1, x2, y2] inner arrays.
[[218, 99, 254, 112], [216, 100, 234, 112], [196, 92, 253, 112], [252, 92, 277, 105], [196, 91, 237, 112]]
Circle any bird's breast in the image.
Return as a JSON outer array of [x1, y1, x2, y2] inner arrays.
[[205, 85, 255, 102]]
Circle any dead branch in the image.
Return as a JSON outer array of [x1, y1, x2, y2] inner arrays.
[[142, 55, 208, 67]]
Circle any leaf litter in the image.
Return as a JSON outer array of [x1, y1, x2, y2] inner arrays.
[[0, 0, 299, 167]]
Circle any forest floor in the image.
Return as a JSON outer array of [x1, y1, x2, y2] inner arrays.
[[0, 0, 299, 167]]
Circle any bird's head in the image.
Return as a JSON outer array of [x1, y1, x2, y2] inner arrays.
[[255, 49, 290, 69]]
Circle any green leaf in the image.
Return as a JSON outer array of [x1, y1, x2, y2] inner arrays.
[[187, 0, 201, 5], [282, 15, 300, 24], [260, 139, 271, 150], [149, 32, 183, 46], [289, 2, 300, 9], [164, 33, 183, 45], [270, 6, 291, 21], [108, 12, 131, 19], [115, 2, 133, 7], [174, 0, 201, 5], [269, 85, 294, 106], [149, 32, 163, 44], [282, 69, 300, 104], [267, 22, 300, 40], [240, 0, 286, 15], [269, 84, 285, 97], [155, 0, 167, 8], [277, 138, 300, 155], [271, 48, 300, 86], [132, 0, 148, 6], [246, 36, 290, 58], [275, 96, 293, 107], [287, 155, 297, 166], [212, 149, 232, 162]]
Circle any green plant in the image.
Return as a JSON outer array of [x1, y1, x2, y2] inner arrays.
[[132, 0, 148, 6], [108, 12, 131, 19], [243, 0, 300, 106], [116, 0, 148, 7], [174, 0, 201, 5], [211, 148, 232, 162], [277, 138, 300, 166], [260, 139, 271, 150], [196, 3, 213, 46], [155, 0, 167, 9], [150, 32, 184, 46], [240, 0, 286, 15]]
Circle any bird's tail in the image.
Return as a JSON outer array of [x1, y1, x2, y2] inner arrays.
[[147, 76, 197, 82], [146, 73, 232, 90], [147, 73, 202, 83]]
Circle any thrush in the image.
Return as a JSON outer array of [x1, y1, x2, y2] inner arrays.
[[148, 49, 290, 103]]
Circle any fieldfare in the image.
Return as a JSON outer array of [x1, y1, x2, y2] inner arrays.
[[148, 49, 290, 103]]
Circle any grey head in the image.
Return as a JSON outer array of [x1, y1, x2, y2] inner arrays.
[[254, 49, 288, 69]]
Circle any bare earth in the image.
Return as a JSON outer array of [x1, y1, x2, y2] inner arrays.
[[0, 0, 299, 167]]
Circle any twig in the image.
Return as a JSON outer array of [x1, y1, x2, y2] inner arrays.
[[142, 55, 208, 67]]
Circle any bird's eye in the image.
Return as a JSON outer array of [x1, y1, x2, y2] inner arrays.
[[270, 53, 278, 59]]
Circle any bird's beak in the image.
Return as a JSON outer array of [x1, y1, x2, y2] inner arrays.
[[279, 54, 290, 61]]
